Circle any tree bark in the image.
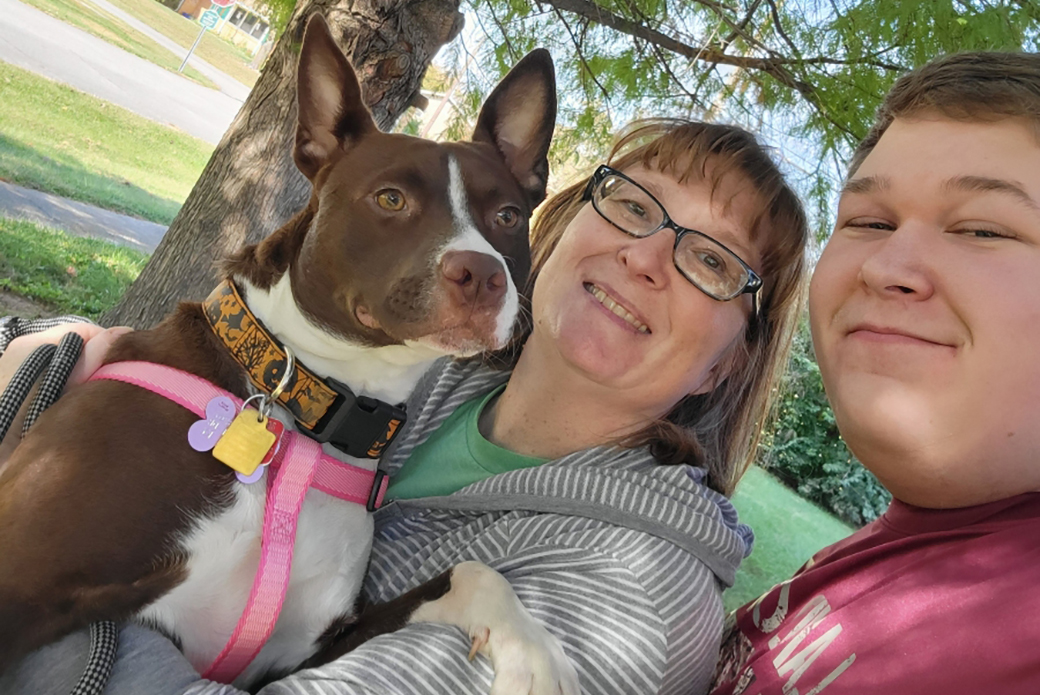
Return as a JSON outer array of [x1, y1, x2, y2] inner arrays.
[[102, 0, 464, 328]]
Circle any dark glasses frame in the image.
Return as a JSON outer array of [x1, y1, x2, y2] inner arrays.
[[583, 164, 763, 315]]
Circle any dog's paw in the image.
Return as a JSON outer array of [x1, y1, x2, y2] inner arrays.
[[408, 561, 580, 695], [468, 609, 580, 695]]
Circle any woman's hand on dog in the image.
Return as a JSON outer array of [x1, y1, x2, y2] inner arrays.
[[0, 323, 132, 465]]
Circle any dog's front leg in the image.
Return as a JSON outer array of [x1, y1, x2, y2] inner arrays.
[[304, 562, 579, 695], [302, 570, 454, 670]]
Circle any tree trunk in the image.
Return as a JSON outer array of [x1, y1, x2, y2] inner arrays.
[[102, 0, 463, 328]]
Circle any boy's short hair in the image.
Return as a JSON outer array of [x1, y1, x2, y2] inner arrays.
[[849, 52, 1040, 176]]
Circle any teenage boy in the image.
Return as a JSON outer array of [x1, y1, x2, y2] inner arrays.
[[711, 52, 1040, 695]]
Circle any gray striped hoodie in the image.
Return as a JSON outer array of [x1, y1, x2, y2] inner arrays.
[[259, 358, 753, 695], [0, 323, 752, 695]]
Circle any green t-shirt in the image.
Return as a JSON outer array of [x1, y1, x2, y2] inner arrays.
[[386, 385, 547, 500]]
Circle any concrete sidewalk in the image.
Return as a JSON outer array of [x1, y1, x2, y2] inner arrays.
[[0, 181, 166, 253]]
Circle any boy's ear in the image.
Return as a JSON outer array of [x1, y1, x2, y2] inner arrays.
[[471, 49, 557, 206], [294, 14, 376, 180]]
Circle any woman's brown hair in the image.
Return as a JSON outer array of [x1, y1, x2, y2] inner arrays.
[[499, 118, 808, 497]]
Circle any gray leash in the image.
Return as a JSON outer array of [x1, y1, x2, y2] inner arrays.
[[0, 332, 119, 695]]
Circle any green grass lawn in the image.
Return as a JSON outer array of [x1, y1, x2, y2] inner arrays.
[[0, 218, 148, 320], [106, 0, 260, 87], [18, 0, 215, 88], [726, 466, 854, 611], [0, 61, 212, 225]]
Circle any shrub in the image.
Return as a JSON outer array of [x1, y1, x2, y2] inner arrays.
[[760, 318, 891, 527]]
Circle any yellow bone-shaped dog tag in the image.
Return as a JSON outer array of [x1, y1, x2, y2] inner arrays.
[[213, 410, 277, 476]]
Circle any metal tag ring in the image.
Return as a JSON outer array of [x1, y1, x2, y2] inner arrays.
[[269, 345, 296, 403], [241, 393, 270, 422]]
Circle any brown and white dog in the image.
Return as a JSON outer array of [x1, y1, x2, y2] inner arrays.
[[0, 15, 574, 692]]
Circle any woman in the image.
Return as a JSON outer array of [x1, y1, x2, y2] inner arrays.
[[0, 118, 807, 695]]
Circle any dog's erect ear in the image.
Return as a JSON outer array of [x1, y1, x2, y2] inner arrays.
[[294, 14, 376, 180], [471, 49, 557, 206]]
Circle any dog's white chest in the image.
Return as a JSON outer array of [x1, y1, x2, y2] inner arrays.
[[137, 468, 373, 686]]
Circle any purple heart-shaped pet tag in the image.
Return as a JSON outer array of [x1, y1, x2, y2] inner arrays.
[[188, 396, 236, 452]]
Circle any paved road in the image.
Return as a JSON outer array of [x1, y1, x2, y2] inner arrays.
[[82, 0, 251, 103], [0, 181, 166, 253], [0, 0, 243, 144]]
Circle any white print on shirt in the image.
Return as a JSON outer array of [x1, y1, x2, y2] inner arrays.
[[743, 583, 856, 695]]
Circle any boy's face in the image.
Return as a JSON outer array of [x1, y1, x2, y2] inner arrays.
[[810, 115, 1040, 508]]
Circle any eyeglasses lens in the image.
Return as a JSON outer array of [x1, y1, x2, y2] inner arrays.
[[592, 175, 665, 236], [674, 234, 749, 300]]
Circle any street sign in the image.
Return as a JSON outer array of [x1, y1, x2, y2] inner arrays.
[[210, 0, 234, 7], [199, 9, 220, 29], [180, 10, 219, 73]]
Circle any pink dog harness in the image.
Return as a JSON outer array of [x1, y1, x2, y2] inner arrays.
[[90, 361, 389, 684]]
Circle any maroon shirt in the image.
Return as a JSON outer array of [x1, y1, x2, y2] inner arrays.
[[710, 493, 1040, 695]]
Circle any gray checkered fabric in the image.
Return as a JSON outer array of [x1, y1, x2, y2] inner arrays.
[[0, 315, 92, 348], [69, 622, 120, 695], [0, 315, 119, 695], [22, 332, 84, 436], [0, 342, 55, 443]]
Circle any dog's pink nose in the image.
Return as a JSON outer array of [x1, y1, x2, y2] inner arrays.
[[440, 251, 507, 309]]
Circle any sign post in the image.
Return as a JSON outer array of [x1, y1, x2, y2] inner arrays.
[[179, 9, 220, 73]]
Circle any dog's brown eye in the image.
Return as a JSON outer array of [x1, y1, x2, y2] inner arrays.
[[376, 189, 406, 211], [496, 207, 520, 228]]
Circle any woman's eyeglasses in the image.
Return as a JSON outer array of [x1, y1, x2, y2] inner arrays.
[[583, 165, 763, 314]]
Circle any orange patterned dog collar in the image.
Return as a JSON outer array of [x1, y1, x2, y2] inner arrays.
[[202, 281, 406, 459], [203, 281, 337, 429]]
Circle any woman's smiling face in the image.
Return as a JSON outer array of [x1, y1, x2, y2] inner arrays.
[[528, 165, 762, 418]]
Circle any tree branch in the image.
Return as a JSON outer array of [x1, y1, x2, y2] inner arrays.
[[479, 0, 518, 62], [545, 0, 830, 74], [720, 0, 764, 47], [543, 0, 861, 140], [617, 0, 708, 109], [765, 0, 800, 58], [544, 0, 800, 81], [673, 0, 775, 55], [550, 6, 612, 103]]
